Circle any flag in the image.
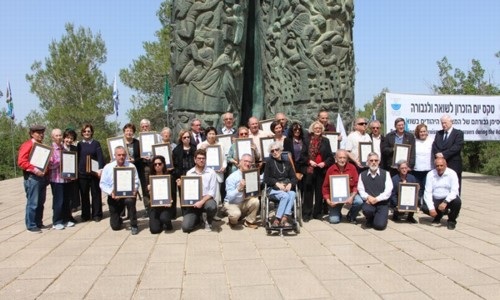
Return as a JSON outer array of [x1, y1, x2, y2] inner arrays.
[[370, 108, 376, 121], [163, 75, 170, 111], [336, 113, 347, 149], [112, 76, 119, 117], [6, 82, 14, 120]]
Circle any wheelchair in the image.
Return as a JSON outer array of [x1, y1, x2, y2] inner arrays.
[[260, 152, 302, 235]]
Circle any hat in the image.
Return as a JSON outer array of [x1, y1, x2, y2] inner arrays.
[[29, 124, 46, 132]]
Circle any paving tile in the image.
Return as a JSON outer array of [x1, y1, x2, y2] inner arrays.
[[17, 255, 76, 279], [72, 245, 120, 265], [86, 275, 138, 299], [225, 258, 273, 287], [270, 268, 331, 299], [285, 237, 331, 257], [468, 284, 500, 300], [101, 252, 149, 276], [404, 273, 482, 299], [437, 246, 500, 269], [452, 237, 500, 256], [390, 240, 448, 261], [373, 250, 434, 276], [230, 285, 282, 300], [43, 265, 105, 295], [221, 241, 261, 260], [184, 252, 225, 274], [302, 255, 358, 281], [182, 273, 229, 300], [0, 278, 53, 300], [134, 288, 181, 300], [259, 247, 305, 270], [381, 291, 431, 300], [422, 258, 499, 287], [322, 278, 381, 300], [346, 234, 398, 253], [138, 262, 183, 289], [149, 243, 186, 263], [326, 244, 379, 266], [350, 264, 418, 294]]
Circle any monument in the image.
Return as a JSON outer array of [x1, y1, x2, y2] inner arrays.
[[169, 0, 355, 131]]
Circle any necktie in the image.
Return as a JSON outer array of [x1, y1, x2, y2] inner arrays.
[[196, 134, 200, 144], [443, 131, 448, 142]]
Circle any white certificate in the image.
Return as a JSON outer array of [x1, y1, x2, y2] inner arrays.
[[393, 144, 410, 166], [206, 145, 222, 171], [236, 139, 252, 160], [91, 159, 99, 173], [61, 151, 77, 178], [260, 137, 274, 159], [216, 134, 233, 157], [332, 177, 348, 198], [116, 169, 133, 191], [140, 132, 158, 157], [243, 169, 260, 198], [152, 144, 173, 168], [400, 185, 416, 206], [30, 145, 51, 170], [324, 132, 339, 153], [183, 177, 200, 201]]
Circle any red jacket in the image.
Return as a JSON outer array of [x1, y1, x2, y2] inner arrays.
[[322, 162, 359, 200]]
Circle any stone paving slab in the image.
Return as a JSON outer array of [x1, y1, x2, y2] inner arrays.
[[0, 173, 499, 299]]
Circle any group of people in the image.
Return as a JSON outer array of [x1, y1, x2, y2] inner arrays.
[[18, 109, 464, 235]]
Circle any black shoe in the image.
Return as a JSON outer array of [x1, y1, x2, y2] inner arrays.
[[392, 213, 400, 221], [131, 226, 139, 235], [303, 217, 310, 223], [93, 216, 102, 222], [313, 214, 323, 220], [447, 222, 456, 230], [68, 217, 78, 224], [365, 220, 373, 228], [27, 227, 42, 233], [81, 217, 90, 222], [407, 216, 417, 224], [432, 217, 442, 224], [165, 221, 173, 231]]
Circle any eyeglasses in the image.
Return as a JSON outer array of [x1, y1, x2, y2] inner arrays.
[[154, 163, 163, 166], [368, 159, 379, 162], [83, 130, 92, 133], [196, 157, 206, 160], [371, 127, 380, 129], [278, 118, 285, 121], [240, 132, 249, 136], [224, 118, 233, 121], [182, 136, 190, 139], [270, 149, 280, 154], [358, 122, 367, 126], [293, 128, 301, 131]]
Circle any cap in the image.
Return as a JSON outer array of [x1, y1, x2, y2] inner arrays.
[[29, 124, 46, 132]]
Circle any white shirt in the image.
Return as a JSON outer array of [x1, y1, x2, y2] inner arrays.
[[346, 131, 372, 161], [99, 160, 140, 196], [371, 135, 382, 158], [357, 168, 393, 202], [423, 167, 459, 210], [186, 166, 217, 199], [414, 137, 434, 171]]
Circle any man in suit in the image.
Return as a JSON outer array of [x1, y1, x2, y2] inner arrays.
[[369, 120, 384, 160], [432, 114, 464, 193], [217, 112, 237, 136], [190, 118, 206, 146], [381, 117, 416, 176]]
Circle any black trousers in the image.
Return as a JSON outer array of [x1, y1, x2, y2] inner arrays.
[[107, 196, 137, 230], [362, 200, 389, 230], [303, 169, 325, 219], [149, 207, 171, 234], [421, 196, 461, 224], [79, 176, 102, 220]]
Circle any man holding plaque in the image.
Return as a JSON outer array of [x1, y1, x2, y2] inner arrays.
[[381, 118, 416, 176], [358, 152, 393, 230], [322, 150, 363, 224], [345, 117, 372, 170], [181, 149, 218, 233], [421, 157, 461, 230], [224, 153, 260, 229], [389, 160, 418, 223], [100, 146, 140, 235], [18, 124, 49, 233]]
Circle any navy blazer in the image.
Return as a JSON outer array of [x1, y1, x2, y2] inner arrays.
[[432, 128, 464, 174], [381, 131, 416, 170]]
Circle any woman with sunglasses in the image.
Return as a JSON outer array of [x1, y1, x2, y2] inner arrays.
[[148, 155, 174, 233], [172, 129, 197, 202], [264, 141, 297, 227], [302, 121, 334, 222], [227, 126, 259, 174]]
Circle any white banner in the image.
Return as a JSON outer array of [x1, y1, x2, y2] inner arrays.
[[385, 93, 500, 141]]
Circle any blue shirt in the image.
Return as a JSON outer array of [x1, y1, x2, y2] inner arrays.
[[224, 170, 244, 204]]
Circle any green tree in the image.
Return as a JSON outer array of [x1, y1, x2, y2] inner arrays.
[[0, 114, 27, 179], [432, 56, 500, 174], [356, 88, 388, 133], [26, 23, 115, 153], [120, 1, 171, 129]]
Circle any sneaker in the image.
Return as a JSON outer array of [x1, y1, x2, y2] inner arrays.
[[65, 221, 76, 227], [204, 222, 213, 232], [131, 226, 139, 235], [27, 227, 42, 233], [447, 222, 456, 230], [52, 224, 65, 230], [244, 220, 258, 229]]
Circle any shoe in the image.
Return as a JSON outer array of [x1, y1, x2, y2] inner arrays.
[[93, 216, 102, 222], [68, 217, 78, 223], [407, 216, 417, 224], [447, 222, 456, 230], [37, 224, 50, 229], [313, 214, 323, 220], [228, 222, 240, 229], [280, 216, 292, 227], [244, 220, 258, 229], [52, 224, 65, 230], [164, 221, 173, 231], [302, 216, 310, 223], [65, 221, 75, 227], [27, 227, 42, 233], [204, 222, 213, 232], [392, 213, 400, 221], [213, 215, 222, 221], [131, 226, 139, 235], [81, 217, 90, 222], [272, 219, 280, 227], [346, 214, 358, 224], [432, 217, 442, 224], [365, 220, 373, 228]]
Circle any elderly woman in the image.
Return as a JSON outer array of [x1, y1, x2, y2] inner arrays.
[[264, 141, 297, 227], [227, 126, 259, 174], [160, 127, 177, 150], [412, 123, 433, 200], [390, 160, 418, 223], [303, 121, 333, 221], [148, 155, 174, 233]]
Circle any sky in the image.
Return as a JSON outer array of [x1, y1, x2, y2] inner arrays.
[[1, 0, 499, 126]]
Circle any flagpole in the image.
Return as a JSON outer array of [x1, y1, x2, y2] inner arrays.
[[9, 118, 17, 177]]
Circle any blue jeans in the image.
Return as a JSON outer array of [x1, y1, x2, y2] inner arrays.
[[269, 189, 295, 219], [328, 194, 363, 224], [24, 175, 48, 229], [51, 182, 65, 225]]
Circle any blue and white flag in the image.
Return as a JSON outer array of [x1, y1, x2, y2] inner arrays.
[[336, 113, 347, 149], [6, 82, 14, 120], [112, 76, 119, 117], [370, 108, 376, 122]]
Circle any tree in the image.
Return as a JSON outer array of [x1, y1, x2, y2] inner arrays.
[[26, 23, 115, 153], [120, 1, 171, 129], [356, 88, 388, 132], [432, 55, 500, 174], [0, 114, 27, 179]]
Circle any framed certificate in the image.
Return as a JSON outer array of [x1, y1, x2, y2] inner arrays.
[[397, 183, 419, 212], [139, 132, 158, 158], [113, 167, 135, 198], [29, 142, 52, 173], [150, 175, 172, 207], [392, 144, 411, 167], [216, 134, 233, 157], [235, 138, 253, 161], [324, 132, 340, 153], [329, 175, 350, 203], [242, 168, 260, 198], [152, 143, 173, 168], [107, 136, 127, 160], [206, 145, 223, 171], [61, 151, 77, 179], [180, 176, 202, 206], [86, 156, 100, 174], [358, 142, 373, 167], [259, 118, 274, 133], [259, 137, 275, 159]]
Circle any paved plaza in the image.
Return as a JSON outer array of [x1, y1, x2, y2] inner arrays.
[[0, 172, 500, 299]]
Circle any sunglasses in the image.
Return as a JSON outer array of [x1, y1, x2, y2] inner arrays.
[[154, 162, 163, 166], [293, 128, 301, 131], [182, 136, 190, 139], [371, 127, 380, 129], [270, 149, 280, 154], [358, 122, 367, 125], [240, 133, 249, 136]]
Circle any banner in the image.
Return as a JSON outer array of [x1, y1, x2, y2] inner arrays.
[[385, 93, 500, 141]]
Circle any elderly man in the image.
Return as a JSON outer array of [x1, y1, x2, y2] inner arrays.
[[317, 110, 336, 132], [358, 152, 393, 230], [139, 118, 159, 216], [369, 120, 384, 160], [248, 116, 272, 158], [421, 157, 461, 230], [100, 146, 140, 235], [390, 160, 418, 223], [18, 124, 49, 233], [275, 112, 289, 136], [322, 149, 363, 224], [345, 117, 373, 169], [180, 149, 218, 233], [224, 153, 260, 229], [432, 114, 464, 192], [190, 118, 205, 146], [218, 112, 237, 136], [381, 117, 416, 176]]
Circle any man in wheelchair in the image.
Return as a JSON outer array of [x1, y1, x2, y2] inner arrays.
[[263, 142, 297, 227]]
